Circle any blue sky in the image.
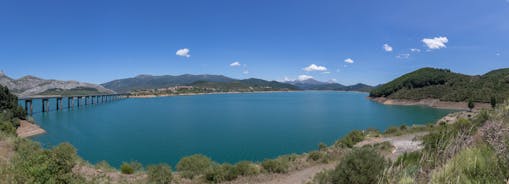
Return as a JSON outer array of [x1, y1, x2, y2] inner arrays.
[[1, 0, 508, 85]]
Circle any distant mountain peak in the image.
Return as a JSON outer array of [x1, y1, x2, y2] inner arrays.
[[19, 75, 42, 80], [135, 74, 153, 78]]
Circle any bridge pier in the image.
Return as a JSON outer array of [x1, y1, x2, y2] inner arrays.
[[77, 97, 81, 108], [42, 98, 49, 112], [24, 100, 33, 115], [56, 97, 62, 111]]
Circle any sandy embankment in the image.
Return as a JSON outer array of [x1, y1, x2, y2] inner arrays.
[[16, 120, 46, 138], [370, 97, 491, 111]]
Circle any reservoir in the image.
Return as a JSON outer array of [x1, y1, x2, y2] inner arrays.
[[30, 91, 454, 167]]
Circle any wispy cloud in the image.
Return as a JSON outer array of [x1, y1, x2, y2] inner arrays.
[[243, 70, 249, 74], [298, 75, 313, 81], [176, 48, 191, 58], [410, 48, 421, 52], [303, 64, 327, 72], [396, 53, 410, 59], [344, 58, 354, 64], [383, 44, 393, 52], [230, 61, 241, 67], [422, 37, 448, 50]]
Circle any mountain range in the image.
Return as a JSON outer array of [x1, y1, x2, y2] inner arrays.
[[0, 72, 374, 97], [285, 78, 374, 92], [0, 72, 114, 97]]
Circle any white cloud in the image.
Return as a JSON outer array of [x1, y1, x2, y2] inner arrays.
[[383, 44, 393, 52], [396, 53, 410, 59], [298, 75, 313, 81], [322, 71, 331, 74], [422, 37, 448, 49], [283, 76, 291, 82], [344, 58, 354, 64], [176, 48, 191, 58], [410, 48, 421, 52], [303, 64, 327, 72], [329, 78, 337, 83], [243, 70, 249, 74], [230, 61, 241, 67]]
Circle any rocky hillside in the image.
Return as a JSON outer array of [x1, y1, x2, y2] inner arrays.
[[0, 72, 115, 97]]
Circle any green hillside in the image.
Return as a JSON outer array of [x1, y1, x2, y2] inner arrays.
[[369, 67, 509, 103]]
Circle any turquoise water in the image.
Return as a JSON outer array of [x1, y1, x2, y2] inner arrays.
[[30, 91, 454, 167]]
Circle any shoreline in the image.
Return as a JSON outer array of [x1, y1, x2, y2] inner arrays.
[[16, 120, 46, 138], [369, 97, 491, 111], [128, 90, 298, 98], [128, 90, 369, 98]]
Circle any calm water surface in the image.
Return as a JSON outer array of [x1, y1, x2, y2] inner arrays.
[[30, 91, 454, 167]]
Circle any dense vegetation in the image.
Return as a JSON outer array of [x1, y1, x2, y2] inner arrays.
[[370, 67, 509, 102], [0, 85, 25, 134]]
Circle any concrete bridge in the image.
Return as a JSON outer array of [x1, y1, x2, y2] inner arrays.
[[19, 94, 130, 115]]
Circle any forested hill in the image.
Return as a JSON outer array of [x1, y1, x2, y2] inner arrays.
[[369, 67, 509, 103]]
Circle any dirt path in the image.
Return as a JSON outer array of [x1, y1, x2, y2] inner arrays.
[[355, 132, 428, 160]]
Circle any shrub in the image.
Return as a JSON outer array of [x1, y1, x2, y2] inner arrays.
[[394, 151, 422, 167], [120, 162, 134, 174], [318, 142, 327, 151], [261, 158, 289, 173], [10, 140, 83, 183], [147, 164, 173, 184], [491, 96, 497, 108], [331, 148, 386, 184], [205, 163, 239, 183], [312, 170, 332, 184], [235, 161, 259, 176], [129, 161, 143, 172], [95, 160, 115, 171], [176, 154, 214, 179], [335, 130, 365, 148], [431, 144, 507, 183], [307, 151, 324, 161], [384, 126, 400, 135]]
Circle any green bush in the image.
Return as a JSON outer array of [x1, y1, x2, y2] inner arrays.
[[318, 142, 327, 151], [384, 126, 400, 135], [431, 144, 507, 183], [10, 140, 83, 183], [331, 148, 386, 184], [205, 163, 239, 183], [261, 158, 289, 173], [176, 154, 214, 179], [121, 162, 134, 174], [0, 85, 25, 120], [147, 164, 173, 184], [307, 151, 325, 161], [234, 161, 259, 176], [335, 130, 365, 148], [394, 151, 422, 167]]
